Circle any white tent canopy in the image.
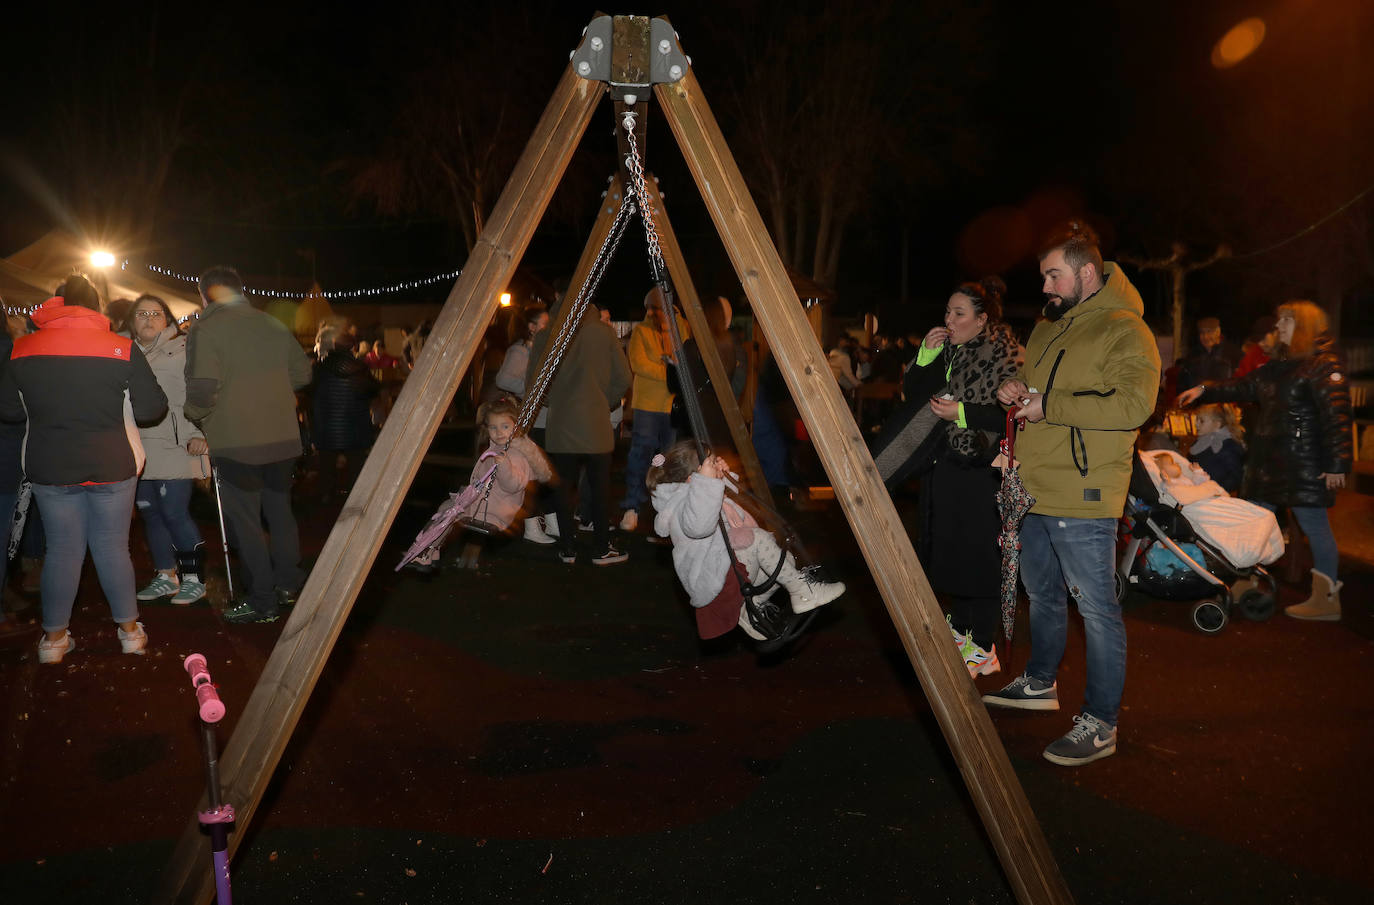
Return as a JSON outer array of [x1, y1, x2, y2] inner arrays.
[[0, 230, 203, 320]]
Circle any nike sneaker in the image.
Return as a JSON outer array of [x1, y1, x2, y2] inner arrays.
[[1042, 713, 1117, 766], [982, 673, 1059, 711]]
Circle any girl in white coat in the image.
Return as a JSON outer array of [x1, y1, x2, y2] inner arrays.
[[648, 440, 843, 638]]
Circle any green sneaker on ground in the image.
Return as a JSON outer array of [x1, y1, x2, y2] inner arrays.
[[222, 601, 280, 624], [136, 574, 179, 601]]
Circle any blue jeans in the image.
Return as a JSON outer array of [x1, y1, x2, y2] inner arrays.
[[1020, 514, 1126, 728], [1250, 501, 1338, 581], [135, 479, 203, 571], [620, 409, 676, 511], [31, 478, 139, 632]]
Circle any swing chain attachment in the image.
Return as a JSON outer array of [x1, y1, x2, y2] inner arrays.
[[570, 15, 689, 97], [620, 112, 667, 280]]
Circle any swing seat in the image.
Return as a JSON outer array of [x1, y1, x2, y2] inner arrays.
[[457, 517, 504, 537]]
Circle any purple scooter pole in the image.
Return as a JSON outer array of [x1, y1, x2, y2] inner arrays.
[[185, 653, 234, 905]]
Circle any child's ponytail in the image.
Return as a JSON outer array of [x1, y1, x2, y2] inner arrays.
[[645, 440, 701, 491]]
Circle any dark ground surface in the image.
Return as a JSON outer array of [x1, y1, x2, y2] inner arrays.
[[1, 424, 1372, 905]]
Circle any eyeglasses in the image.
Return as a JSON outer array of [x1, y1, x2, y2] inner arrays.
[[135, 310, 166, 319]]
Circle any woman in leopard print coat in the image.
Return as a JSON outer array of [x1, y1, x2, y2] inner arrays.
[[871, 277, 1021, 673]]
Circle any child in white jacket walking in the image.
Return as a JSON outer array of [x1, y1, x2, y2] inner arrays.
[[648, 440, 844, 639]]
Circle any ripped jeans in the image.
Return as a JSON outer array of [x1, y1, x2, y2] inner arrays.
[[135, 479, 203, 572], [1019, 513, 1126, 727]]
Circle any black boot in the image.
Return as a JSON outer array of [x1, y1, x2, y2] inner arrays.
[[172, 545, 207, 605]]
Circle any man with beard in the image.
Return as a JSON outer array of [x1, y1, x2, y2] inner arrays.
[[983, 222, 1160, 766]]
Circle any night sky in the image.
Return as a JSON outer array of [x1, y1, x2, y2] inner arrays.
[[2, 1, 1371, 338]]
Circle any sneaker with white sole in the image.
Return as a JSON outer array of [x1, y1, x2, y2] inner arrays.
[[117, 622, 148, 655], [136, 574, 180, 601], [960, 636, 1001, 677], [171, 579, 207, 606], [619, 509, 638, 532], [557, 547, 577, 565], [591, 546, 628, 566], [1043, 713, 1117, 766], [982, 673, 1059, 710], [38, 632, 76, 664]]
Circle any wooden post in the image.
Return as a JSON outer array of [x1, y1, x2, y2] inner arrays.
[[155, 65, 604, 905], [657, 69, 1074, 905], [639, 170, 774, 507]]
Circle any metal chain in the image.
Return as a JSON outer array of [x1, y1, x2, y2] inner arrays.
[[620, 112, 667, 278], [516, 195, 637, 431]]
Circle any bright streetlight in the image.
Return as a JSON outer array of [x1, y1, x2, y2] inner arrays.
[[89, 250, 116, 268]]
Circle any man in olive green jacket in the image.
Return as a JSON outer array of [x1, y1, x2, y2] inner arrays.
[[983, 223, 1161, 768]]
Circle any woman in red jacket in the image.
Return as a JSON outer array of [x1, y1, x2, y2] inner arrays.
[[0, 275, 167, 663]]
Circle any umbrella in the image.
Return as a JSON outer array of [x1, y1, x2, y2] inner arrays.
[[995, 406, 1035, 643], [395, 451, 501, 571]]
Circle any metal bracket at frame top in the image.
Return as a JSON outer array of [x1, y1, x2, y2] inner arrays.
[[570, 15, 690, 100]]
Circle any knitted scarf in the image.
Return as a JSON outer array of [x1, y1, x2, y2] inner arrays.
[[874, 324, 1020, 479]]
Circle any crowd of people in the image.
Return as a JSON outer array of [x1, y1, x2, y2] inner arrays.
[[864, 220, 1354, 770], [0, 226, 1357, 775]]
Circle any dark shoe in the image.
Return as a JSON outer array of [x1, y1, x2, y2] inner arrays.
[[591, 546, 628, 566], [276, 587, 299, 608], [982, 674, 1059, 711], [557, 547, 577, 565], [1043, 713, 1118, 766], [223, 601, 280, 624]]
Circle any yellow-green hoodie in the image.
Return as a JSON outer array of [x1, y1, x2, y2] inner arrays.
[[1015, 263, 1161, 518]]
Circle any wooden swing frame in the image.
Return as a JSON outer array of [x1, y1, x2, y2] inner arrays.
[[157, 16, 1072, 905]]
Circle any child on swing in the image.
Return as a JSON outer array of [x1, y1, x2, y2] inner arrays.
[[647, 440, 845, 639], [408, 397, 551, 572]]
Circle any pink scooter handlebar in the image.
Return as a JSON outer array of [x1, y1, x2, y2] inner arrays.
[[184, 653, 226, 723]]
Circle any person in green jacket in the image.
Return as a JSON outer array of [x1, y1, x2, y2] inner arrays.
[[982, 222, 1161, 767]]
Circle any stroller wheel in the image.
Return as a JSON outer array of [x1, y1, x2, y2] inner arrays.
[[1191, 597, 1229, 635], [1238, 590, 1276, 622]]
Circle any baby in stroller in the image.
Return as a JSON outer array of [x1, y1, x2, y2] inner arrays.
[[1117, 449, 1284, 634]]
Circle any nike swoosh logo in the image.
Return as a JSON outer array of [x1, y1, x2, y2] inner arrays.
[[1093, 735, 1114, 749], [1022, 685, 1055, 696]]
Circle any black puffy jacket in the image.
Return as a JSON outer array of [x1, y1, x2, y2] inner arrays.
[[1202, 335, 1352, 508], [310, 350, 379, 452]]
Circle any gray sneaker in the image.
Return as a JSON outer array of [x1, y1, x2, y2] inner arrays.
[[1043, 713, 1117, 766], [982, 673, 1059, 711]]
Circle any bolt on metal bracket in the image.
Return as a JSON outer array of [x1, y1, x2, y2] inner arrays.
[[571, 15, 689, 98]]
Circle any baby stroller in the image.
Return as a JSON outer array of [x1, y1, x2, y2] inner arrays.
[[1116, 450, 1283, 634]]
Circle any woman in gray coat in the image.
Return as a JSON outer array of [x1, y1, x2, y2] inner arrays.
[[123, 295, 211, 604]]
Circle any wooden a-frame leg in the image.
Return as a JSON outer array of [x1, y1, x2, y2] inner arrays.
[[657, 70, 1074, 905], [156, 65, 604, 905]]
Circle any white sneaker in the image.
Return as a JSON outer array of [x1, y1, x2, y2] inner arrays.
[[522, 517, 556, 545], [543, 513, 561, 538], [38, 632, 76, 664], [619, 509, 638, 532], [118, 622, 148, 655]]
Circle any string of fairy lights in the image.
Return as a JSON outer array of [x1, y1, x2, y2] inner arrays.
[[3, 258, 465, 317]]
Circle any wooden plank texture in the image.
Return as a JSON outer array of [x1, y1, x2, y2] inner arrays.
[[657, 70, 1074, 905], [156, 65, 604, 905]]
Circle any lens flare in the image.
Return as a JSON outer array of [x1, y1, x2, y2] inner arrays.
[[1212, 18, 1266, 69], [89, 250, 116, 268]]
